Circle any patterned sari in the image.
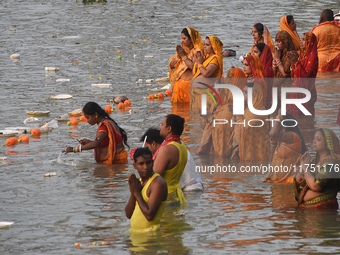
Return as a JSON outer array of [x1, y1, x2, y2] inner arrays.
[[169, 27, 203, 103], [288, 32, 318, 116], [294, 128, 340, 209], [280, 15, 300, 53], [197, 68, 246, 156], [310, 21, 340, 73], [229, 83, 270, 161], [250, 24, 275, 52], [244, 55, 267, 107], [191, 36, 223, 111], [94, 119, 128, 164]]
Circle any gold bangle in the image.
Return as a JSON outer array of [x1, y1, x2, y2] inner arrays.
[[198, 64, 204, 69], [182, 56, 188, 61]]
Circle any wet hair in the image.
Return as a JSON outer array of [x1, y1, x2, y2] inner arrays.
[[254, 43, 266, 56], [140, 128, 164, 144], [319, 9, 334, 24], [282, 114, 306, 154], [253, 23, 264, 39], [82, 102, 129, 148], [286, 15, 294, 25], [165, 114, 185, 136], [181, 28, 191, 41], [133, 147, 152, 163]]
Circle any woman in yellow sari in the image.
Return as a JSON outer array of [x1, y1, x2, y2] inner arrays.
[[191, 36, 224, 112], [250, 23, 275, 53], [197, 68, 246, 156], [229, 83, 270, 161], [169, 27, 203, 103], [280, 15, 300, 53]]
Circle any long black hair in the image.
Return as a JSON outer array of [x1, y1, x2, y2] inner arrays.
[[83, 102, 129, 149], [283, 114, 306, 154]]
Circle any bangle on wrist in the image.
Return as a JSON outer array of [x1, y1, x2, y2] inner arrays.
[[182, 56, 188, 61]]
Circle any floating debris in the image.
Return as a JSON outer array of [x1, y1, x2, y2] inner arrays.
[[44, 172, 56, 177]]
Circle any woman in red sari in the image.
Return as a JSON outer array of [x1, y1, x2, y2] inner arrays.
[[63, 102, 129, 164], [252, 43, 274, 109], [288, 32, 318, 116], [243, 54, 267, 106]]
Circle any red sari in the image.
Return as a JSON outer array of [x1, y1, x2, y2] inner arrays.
[[288, 33, 318, 116], [244, 55, 267, 107], [259, 44, 274, 109]]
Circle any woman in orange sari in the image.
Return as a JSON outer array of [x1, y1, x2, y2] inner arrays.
[[280, 15, 300, 53], [294, 128, 340, 209], [311, 14, 340, 73], [169, 27, 203, 103], [191, 36, 223, 111], [243, 54, 267, 106], [263, 113, 307, 183], [229, 83, 270, 161], [197, 68, 246, 156], [288, 32, 318, 116], [250, 23, 275, 53], [252, 43, 274, 109], [63, 102, 129, 164]]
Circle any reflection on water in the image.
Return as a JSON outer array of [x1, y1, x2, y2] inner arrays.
[[1, 0, 340, 254]]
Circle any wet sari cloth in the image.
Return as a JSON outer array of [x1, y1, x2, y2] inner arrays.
[[311, 21, 340, 73], [294, 129, 340, 209], [289, 32, 318, 116], [273, 31, 296, 98], [250, 24, 275, 52], [191, 36, 223, 112], [197, 68, 246, 156], [264, 132, 303, 183], [230, 83, 270, 161], [244, 54, 267, 107], [169, 27, 203, 103], [94, 119, 128, 164], [259, 44, 274, 109], [280, 15, 300, 53]]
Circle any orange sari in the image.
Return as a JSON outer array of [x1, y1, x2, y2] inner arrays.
[[311, 21, 340, 73], [94, 119, 128, 164], [289, 32, 318, 116], [169, 27, 203, 103], [244, 55, 267, 107], [250, 24, 275, 52], [230, 83, 270, 161], [280, 15, 300, 53], [197, 68, 246, 156]]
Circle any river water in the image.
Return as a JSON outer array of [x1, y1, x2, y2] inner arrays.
[[1, 0, 340, 254]]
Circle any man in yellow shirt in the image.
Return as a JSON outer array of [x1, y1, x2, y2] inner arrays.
[[125, 148, 167, 232], [153, 114, 188, 203]]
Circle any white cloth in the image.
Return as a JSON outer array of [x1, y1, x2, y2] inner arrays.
[[180, 150, 204, 191]]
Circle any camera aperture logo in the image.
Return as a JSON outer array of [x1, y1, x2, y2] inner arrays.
[[200, 83, 312, 127]]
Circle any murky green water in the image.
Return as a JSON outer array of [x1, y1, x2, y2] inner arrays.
[[1, 0, 340, 254]]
